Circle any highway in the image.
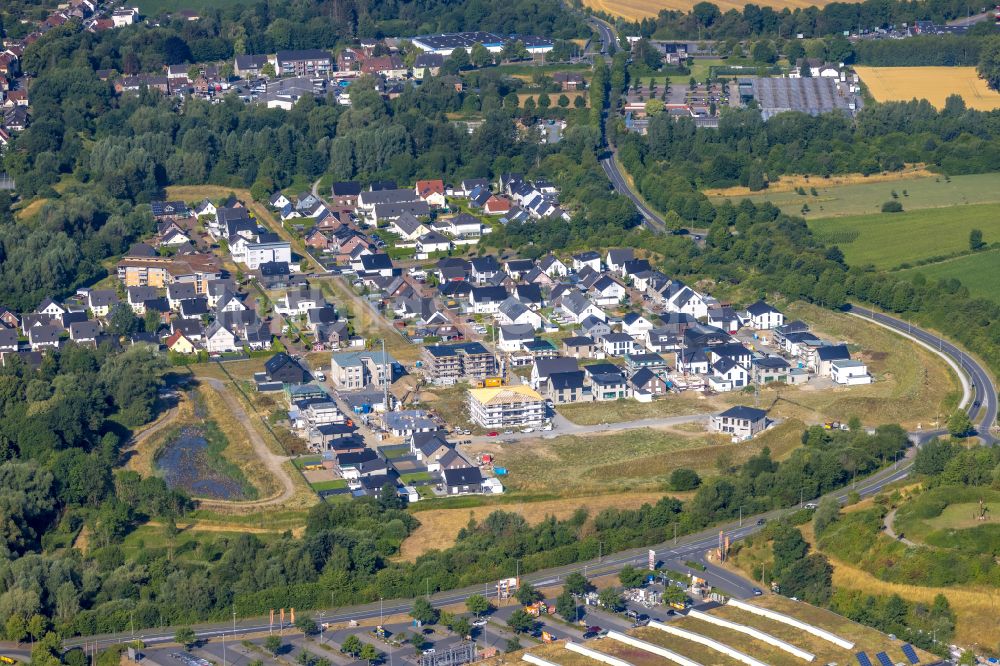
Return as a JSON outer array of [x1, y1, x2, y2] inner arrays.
[[600, 155, 667, 233]]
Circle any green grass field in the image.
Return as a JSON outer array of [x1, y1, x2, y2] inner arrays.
[[310, 479, 348, 492], [712, 173, 1000, 219], [807, 203, 1000, 270], [896, 250, 1000, 304]]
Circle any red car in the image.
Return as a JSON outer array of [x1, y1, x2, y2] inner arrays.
[[487, 431, 499, 437]]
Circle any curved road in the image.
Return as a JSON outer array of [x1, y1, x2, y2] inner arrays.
[[846, 304, 997, 443]]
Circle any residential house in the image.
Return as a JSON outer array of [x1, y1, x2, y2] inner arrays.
[[87, 290, 119, 317], [496, 298, 541, 329], [562, 335, 596, 359], [330, 182, 362, 208], [178, 297, 209, 320], [498, 323, 535, 352], [336, 449, 387, 481], [601, 332, 635, 357], [413, 53, 444, 79], [416, 231, 452, 255], [630, 368, 668, 402], [710, 406, 768, 440], [361, 55, 407, 78], [553, 72, 585, 90], [752, 356, 790, 384], [773, 320, 810, 348], [415, 179, 446, 207], [442, 466, 485, 495], [0, 329, 18, 353], [469, 256, 501, 284], [467, 385, 545, 429], [580, 315, 612, 341], [531, 356, 579, 390], [585, 363, 630, 401], [438, 213, 485, 238], [707, 306, 741, 334], [624, 352, 668, 374], [265, 352, 310, 384], [470, 286, 508, 314], [482, 196, 511, 215], [234, 54, 268, 77], [275, 287, 323, 316], [165, 331, 198, 354], [815, 344, 852, 377], [605, 248, 634, 274], [389, 213, 430, 241], [572, 251, 602, 272], [382, 410, 438, 438], [69, 320, 101, 345], [205, 321, 239, 353], [707, 358, 750, 392], [830, 359, 871, 385], [539, 254, 568, 277], [28, 325, 61, 351], [743, 300, 784, 330], [559, 291, 605, 324], [588, 275, 626, 306], [621, 312, 654, 338], [330, 350, 398, 389], [547, 370, 587, 404], [664, 283, 709, 319]]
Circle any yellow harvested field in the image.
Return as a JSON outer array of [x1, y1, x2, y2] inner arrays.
[[856, 66, 1000, 111], [584, 0, 857, 20], [703, 165, 932, 198], [398, 491, 690, 561]]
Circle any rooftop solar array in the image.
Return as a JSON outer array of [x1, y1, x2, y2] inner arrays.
[[857, 652, 874, 666], [901, 644, 920, 664], [751, 77, 859, 120], [875, 651, 894, 666]]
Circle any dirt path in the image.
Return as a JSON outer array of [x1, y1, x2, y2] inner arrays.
[[882, 507, 917, 546], [197, 378, 298, 510]]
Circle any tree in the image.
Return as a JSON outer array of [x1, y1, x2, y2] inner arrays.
[[261, 62, 276, 79], [5, 615, 26, 643], [448, 47, 470, 72], [466, 594, 491, 617], [969, 228, 985, 250], [505, 638, 522, 653], [558, 94, 570, 108], [556, 590, 577, 621], [772, 525, 810, 575], [471, 43, 493, 68], [574, 95, 586, 109], [670, 468, 701, 490], [644, 99, 664, 115], [106, 303, 139, 337], [618, 565, 646, 588], [295, 615, 319, 636], [881, 200, 903, 213], [264, 635, 283, 656], [506, 609, 534, 634], [812, 497, 841, 534], [409, 633, 426, 654], [514, 582, 542, 605], [359, 643, 380, 666], [978, 37, 1000, 90], [143, 308, 161, 333], [598, 588, 624, 612], [452, 617, 471, 639], [947, 410, 973, 438], [174, 627, 197, 651], [751, 41, 777, 64], [410, 598, 439, 625], [538, 92, 551, 109], [564, 572, 592, 596]]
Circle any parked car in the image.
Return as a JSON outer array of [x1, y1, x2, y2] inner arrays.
[[487, 431, 499, 437], [472, 618, 488, 627]]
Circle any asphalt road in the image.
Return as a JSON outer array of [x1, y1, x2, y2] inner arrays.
[[846, 304, 997, 443], [600, 156, 667, 233]]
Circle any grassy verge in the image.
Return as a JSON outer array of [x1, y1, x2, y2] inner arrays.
[[555, 393, 710, 425]]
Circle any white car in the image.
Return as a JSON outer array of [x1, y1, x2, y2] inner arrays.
[[521, 427, 534, 433], [472, 618, 488, 627]]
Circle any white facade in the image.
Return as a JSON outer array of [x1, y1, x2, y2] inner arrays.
[[245, 241, 292, 270], [830, 360, 871, 385]]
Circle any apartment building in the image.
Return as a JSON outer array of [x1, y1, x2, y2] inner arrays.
[[116, 253, 222, 293], [273, 49, 333, 77], [467, 385, 545, 429], [422, 342, 497, 385], [330, 350, 399, 389]]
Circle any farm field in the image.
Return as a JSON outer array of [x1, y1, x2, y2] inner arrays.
[[807, 202, 1000, 270], [896, 249, 1000, 305], [583, 0, 858, 19], [709, 172, 1000, 219], [856, 66, 1000, 111]]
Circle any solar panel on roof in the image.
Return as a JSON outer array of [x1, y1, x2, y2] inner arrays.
[[901, 645, 919, 664], [856, 652, 874, 666], [875, 651, 893, 666]]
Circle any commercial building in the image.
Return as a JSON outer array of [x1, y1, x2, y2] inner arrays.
[[467, 385, 545, 429]]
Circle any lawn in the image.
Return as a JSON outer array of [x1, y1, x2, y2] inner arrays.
[[806, 202, 1000, 270], [896, 249, 1000, 305], [710, 172, 1000, 219], [310, 479, 348, 491], [319, 278, 421, 363], [399, 471, 433, 484], [856, 66, 1000, 111], [556, 393, 712, 425]]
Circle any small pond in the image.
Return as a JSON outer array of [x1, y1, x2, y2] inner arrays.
[[156, 426, 250, 500]]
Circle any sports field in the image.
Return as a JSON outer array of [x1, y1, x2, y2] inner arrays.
[[807, 202, 1000, 270], [855, 66, 1000, 111], [584, 0, 856, 19], [896, 249, 1000, 305], [710, 172, 1000, 219]]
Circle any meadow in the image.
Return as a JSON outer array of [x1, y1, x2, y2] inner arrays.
[[710, 172, 1000, 219], [583, 0, 858, 19], [855, 66, 1000, 111], [896, 250, 1000, 305], [807, 202, 1000, 270]]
